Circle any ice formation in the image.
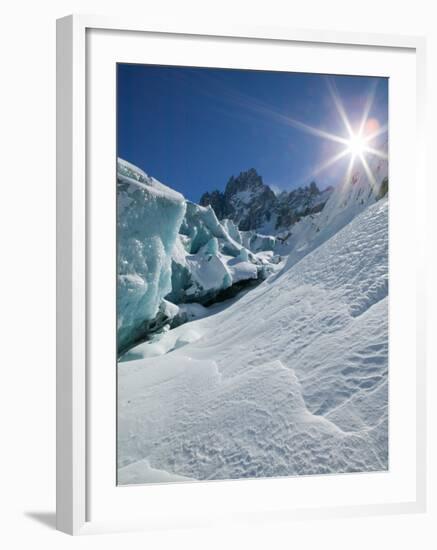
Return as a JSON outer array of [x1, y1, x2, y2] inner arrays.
[[167, 201, 270, 306], [117, 159, 186, 353], [117, 159, 271, 352]]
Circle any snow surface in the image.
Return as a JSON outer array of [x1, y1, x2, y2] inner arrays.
[[118, 198, 388, 482]]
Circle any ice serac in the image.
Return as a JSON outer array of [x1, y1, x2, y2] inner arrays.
[[180, 201, 241, 256], [240, 230, 277, 253], [167, 201, 270, 306], [117, 158, 186, 354], [221, 218, 242, 244]]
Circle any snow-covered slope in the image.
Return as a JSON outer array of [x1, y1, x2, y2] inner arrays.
[[118, 197, 388, 483], [275, 153, 388, 269]]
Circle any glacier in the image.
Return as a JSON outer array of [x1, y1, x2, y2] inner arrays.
[[117, 153, 389, 484], [118, 197, 389, 483], [117, 159, 271, 353]]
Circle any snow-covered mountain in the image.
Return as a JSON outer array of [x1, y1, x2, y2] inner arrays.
[[200, 168, 333, 234]]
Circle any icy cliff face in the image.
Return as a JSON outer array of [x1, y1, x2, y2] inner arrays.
[[117, 159, 186, 353]]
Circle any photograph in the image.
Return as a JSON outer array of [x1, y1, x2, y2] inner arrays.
[[0, 0, 430, 543], [116, 63, 389, 485]]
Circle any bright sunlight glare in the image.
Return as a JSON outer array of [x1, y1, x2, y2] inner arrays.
[[347, 134, 367, 158], [293, 78, 388, 187]]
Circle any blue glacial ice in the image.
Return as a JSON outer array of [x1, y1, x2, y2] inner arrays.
[[167, 202, 272, 305], [117, 159, 186, 353]]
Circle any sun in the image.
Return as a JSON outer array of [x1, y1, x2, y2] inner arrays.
[[264, 77, 387, 188], [346, 134, 367, 158]]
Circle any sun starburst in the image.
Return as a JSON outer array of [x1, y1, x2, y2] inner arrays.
[[198, 72, 387, 188], [346, 134, 368, 158], [304, 78, 388, 186]]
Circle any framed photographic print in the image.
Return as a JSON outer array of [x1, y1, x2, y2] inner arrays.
[[56, 15, 427, 535]]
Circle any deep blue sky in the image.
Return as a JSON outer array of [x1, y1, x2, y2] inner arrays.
[[117, 64, 388, 203]]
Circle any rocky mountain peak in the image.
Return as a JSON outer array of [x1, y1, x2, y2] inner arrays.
[[200, 170, 333, 234], [225, 168, 268, 197]]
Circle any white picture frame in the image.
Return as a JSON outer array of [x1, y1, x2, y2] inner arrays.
[[56, 14, 427, 535]]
